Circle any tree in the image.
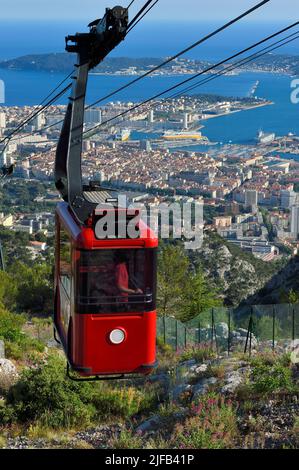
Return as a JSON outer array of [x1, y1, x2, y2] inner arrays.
[[0, 271, 17, 311], [9, 261, 53, 315], [280, 288, 299, 304], [179, 270, 222, 322], [157, 244, 189, 317]]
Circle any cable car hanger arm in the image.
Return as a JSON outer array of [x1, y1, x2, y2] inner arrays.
[[55, 5, 129, 225]]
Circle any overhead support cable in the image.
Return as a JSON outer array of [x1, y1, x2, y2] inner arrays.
[[85, 0, 270, 109], [84, 20, 299, 138], [16, 0, 271, 139], [1, 1, 158, 147], [127, 0, 159, 33]]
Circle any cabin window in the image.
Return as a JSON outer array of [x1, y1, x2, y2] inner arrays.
[[76, 248, 157, 314], [59, 225, 72, 298]]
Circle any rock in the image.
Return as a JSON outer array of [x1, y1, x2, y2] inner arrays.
[[172, 384, 192, 401], [231, 331, 258, 349], [198, 327, 212, 341], [136, 415, 163, 434], [216, 322, 229, 339], [180, 359, 196, 369], [0, 339, 5, 359], [195, 363, 208, 374], [192, 377, 218, 398], [236, 328, 249, 338], [0, 359, 18, 378], [221, 368, 248, 394], [0, 340, 4, 359]]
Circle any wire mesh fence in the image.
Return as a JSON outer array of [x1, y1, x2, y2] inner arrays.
[[157, 303, 299, 356]]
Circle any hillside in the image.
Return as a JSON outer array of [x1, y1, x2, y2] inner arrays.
[[0, 54, 176, 73], [0, 52, 298, 74], [245, 255, 299, 305], [1, 335, 299, 449], [189, 232, 287, 307]]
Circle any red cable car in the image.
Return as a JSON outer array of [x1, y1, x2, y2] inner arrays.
[[53, 7, 158, 379]]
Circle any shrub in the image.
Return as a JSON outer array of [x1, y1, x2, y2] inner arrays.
[[0, 309, 26, 343], [4, 354, 96, 429], [249, 351, 291, 368], [180, 344, 216, 363], [109, 429, 143, 449], [251, 363, 293, 395], [171, 394, 237, 449], [0, 271, 17, 310], [1, 353, 157, 429], [0, 435, 7, 449], [93, 385, 156, 419]]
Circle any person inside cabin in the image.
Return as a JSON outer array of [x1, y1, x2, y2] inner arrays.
[[114, 252, 143, 297]]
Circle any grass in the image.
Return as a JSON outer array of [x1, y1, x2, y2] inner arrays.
[[0, 435, 7, 449], [170, 393, 238, 449], [109, 429, 144, 449], [157, 402, 185, 418], [248, 351, 292, 368], [251, 363, 294, 395], [179, 344, 216, 363]]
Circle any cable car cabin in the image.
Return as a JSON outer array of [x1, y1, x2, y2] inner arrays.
[[54, 201, 158, 378]]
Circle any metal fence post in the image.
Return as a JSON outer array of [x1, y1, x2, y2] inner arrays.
[[292, 305, 295, 343], [211, 308, 214, 350], [184, 327, 187, 349], [244, 310, 253, 355], [211, 308, 218, 356], [163, 315, 166, 345], [228, 309, 231, 356], [198, 320, 201, 344], [175, 320, 178, 351], [272, 305, 275, 351]]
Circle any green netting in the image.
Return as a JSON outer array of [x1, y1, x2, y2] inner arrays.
[[275, 304, 293, 342], [294, 304, 299, 340], [184, 308, 213, 329], [157, 304, 299, 354], [251, 304, 274, 343], [157, 316, 165, 342], [165, 316, 177, 350], [212, 307, 230, 353]]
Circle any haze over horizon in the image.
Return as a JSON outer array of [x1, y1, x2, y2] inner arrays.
[[0, 1, 297, 61]]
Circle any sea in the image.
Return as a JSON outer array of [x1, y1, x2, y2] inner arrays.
[[0, 20, 298, 148]]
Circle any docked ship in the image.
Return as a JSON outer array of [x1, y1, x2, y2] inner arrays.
[[114, 129, 131, 141], [162, 130, 204, 141], [257, 130, 275, 145], [250, 80, 259, 96]]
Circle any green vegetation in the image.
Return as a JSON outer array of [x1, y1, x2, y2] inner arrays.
[[0, 180, 56, 214], [0, 307, 44, 361], [171, 394, 237, 449], [157, 243, 221, 319], [180, 345, 216, 363], [0, 262, 53, 315], [236, 352, 295, 399], [251, 363, 293, 395], [0, 354, 158, 429]]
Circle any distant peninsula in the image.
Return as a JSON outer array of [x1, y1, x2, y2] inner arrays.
[[0, 52, 298, 76]]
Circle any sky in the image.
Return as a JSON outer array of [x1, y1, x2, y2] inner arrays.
[[0, 0, 296, 21]]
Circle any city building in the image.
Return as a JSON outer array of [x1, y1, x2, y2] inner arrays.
[[280, 189, 297, 209], [140, 140, 152, 152], [0, 111, 6, 131], [245, 189, 258, 211], [85, 108, 102, 124], [32, 112, 45, 130], [148, 110, 154, 124], [291, 205, 299, 238], [213, 216, 232, 228]]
